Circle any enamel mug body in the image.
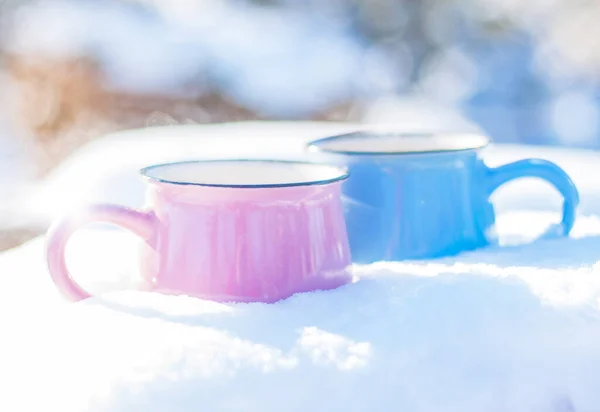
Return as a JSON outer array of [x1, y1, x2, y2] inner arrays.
[[307, 132, 579, 263], [46, 160, 352, 302]]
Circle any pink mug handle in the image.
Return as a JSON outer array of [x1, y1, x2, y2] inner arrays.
[[45, 204, 156, 301]]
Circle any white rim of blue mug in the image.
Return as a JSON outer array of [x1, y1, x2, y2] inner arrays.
[[307, 131, 490, 156]]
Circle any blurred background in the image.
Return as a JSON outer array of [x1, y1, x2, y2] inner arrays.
[[0, 0, 599, 248]]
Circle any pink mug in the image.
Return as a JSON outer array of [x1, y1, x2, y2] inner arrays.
[[46, 159, 353, 303]]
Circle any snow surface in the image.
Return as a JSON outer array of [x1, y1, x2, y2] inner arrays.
[[1, 122, 600, 411]]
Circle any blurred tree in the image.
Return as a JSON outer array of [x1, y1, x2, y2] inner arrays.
[[1, 0, 600, 162]]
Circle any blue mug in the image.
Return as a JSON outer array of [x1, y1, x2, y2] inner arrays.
[[307, 131, 579, 263]]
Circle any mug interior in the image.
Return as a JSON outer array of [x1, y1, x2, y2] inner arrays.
[[308, 131, 489, 154], [141, 160, 348, 188]]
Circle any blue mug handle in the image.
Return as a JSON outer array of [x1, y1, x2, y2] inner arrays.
[[486, 158, 579, 236]]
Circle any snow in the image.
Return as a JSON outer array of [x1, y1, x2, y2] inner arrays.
[[1, 122, 600, 411]]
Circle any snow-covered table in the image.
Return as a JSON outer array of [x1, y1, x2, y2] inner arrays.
[[2, 122, 600, 411]]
